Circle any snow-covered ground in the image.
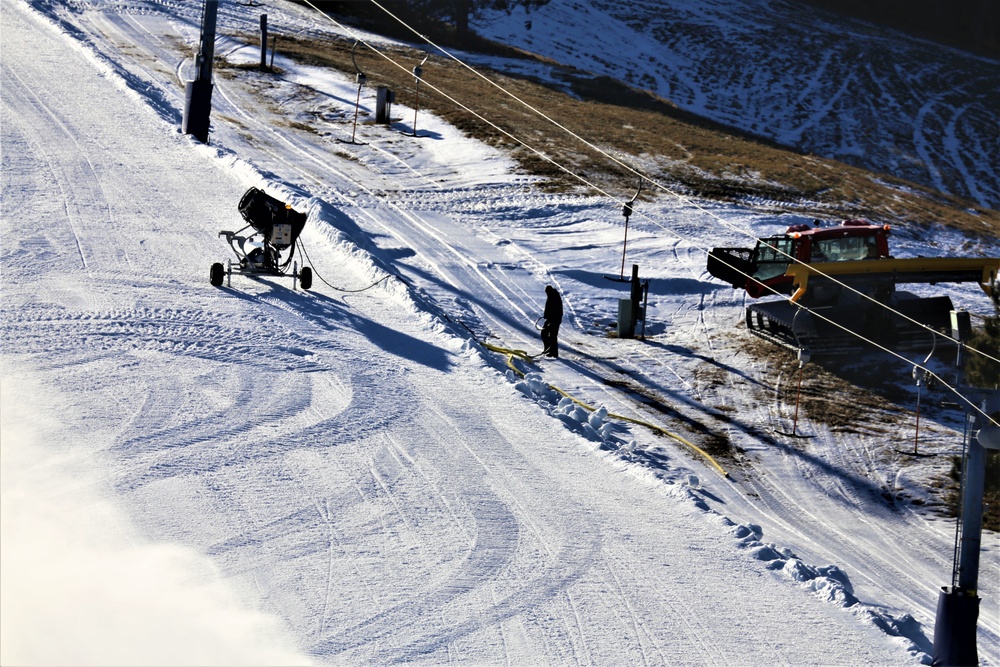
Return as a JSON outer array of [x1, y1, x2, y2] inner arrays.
[[475, 0, 1000, 210], [1, 0, 998, 665]]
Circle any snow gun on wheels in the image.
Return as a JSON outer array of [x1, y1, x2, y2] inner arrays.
[[706, 219, 999, 355], [210, 187, 312, 290]]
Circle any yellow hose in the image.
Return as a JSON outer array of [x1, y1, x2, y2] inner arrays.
[[481, 341, 730, 479]]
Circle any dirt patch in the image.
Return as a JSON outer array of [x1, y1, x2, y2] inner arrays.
[[602, 375, 746, 463]]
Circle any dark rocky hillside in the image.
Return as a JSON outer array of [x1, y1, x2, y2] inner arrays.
[[802, 0, 999, 57]]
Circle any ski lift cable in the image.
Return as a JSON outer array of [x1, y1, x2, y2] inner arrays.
[[351, 0, 1000, 368], [301, 0, 999, 427], [297, 0, 609, 187], [294, 1, 999, 426]]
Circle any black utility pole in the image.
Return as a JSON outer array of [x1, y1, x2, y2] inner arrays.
[[182, 0, 219, 143], [259, 14, 268, 71]]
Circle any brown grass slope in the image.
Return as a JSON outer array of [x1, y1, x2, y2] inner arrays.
[[234, 30, 999, 239]]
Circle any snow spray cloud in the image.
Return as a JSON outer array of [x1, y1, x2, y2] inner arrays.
[[0, 369, 311, 667]]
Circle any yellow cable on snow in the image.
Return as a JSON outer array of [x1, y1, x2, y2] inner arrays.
[[481, 341, 730, 479]]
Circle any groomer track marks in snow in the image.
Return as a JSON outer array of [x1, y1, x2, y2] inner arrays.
[[4, 0, 995, 663]]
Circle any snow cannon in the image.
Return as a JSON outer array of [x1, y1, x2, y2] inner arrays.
[[210, 187, 312, 290]]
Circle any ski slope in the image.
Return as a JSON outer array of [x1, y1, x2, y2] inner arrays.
[[476, 0, 1000, 209], [2, 0, 998, 665]]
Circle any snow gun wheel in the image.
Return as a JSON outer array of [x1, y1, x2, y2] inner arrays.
[[210, 262, 225, 287], [299, 266, 313, 290]]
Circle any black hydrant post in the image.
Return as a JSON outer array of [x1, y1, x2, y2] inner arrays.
[[182, 0, 219, 143], [630, 264, 642, 326]]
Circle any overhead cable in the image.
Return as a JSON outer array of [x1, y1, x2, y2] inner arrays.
[[295, 0, 999, 427], [357, 0, 1000, 369]]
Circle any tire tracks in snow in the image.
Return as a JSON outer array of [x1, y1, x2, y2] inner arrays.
[[305, 395, 605, 663]]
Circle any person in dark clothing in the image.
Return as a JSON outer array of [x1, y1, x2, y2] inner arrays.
[[541, 285, 563, 358]]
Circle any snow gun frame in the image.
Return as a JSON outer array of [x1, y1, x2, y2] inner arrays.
[[210, 187, 312, 290]]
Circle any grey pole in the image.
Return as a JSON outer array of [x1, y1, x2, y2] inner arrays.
[[619, 201, 631, 280], [350, 72, 366, 144], [412, 64, 422, 137], [932, 390, 999, 666], [619, 179, 643, 280], [182, 0, 219, 143], [958, 424, 985, 592], [411, 56, 427, 137]]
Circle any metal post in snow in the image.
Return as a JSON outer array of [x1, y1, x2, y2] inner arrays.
[[182, 0, 219, 143], [351, 72, 366, 143], [639, 279, 649, 340], [912, 365, 930, 455], [411, 56, 427, 137], [791, 348, 810, 436], [412, 64, 423, 137], [342, 42, 366, 145], [260, 14, 268, 71], [619, 179, 643, 280], [620, 201, 631, 280], [792, 361, 804, 435], [932, 390, 998, 666]]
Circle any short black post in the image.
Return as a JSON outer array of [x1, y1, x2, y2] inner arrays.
[[629, 264, 642, 325], [182, 80, 213, 142], [376, 86, 393, 124], [259, 14, 268, 71]]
